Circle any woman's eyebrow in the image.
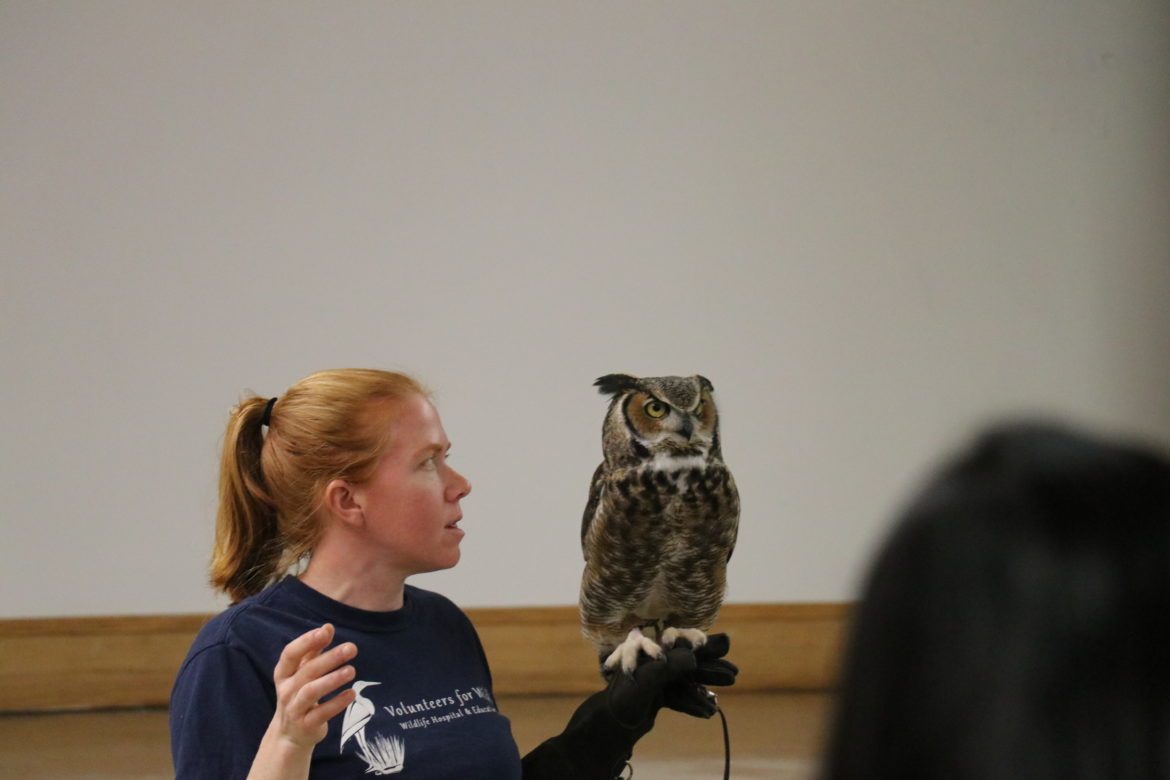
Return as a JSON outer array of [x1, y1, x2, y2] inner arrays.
[[412, 442, 450, 459]]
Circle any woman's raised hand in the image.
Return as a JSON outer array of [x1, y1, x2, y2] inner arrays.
[[248, 624, 358, 779], [273, 623, 358, 745]]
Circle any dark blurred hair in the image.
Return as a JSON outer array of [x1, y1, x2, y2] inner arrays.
[[821, 420, 1170, 780]]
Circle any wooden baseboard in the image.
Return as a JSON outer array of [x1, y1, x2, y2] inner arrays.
[[0, 603, 848, 713], [0, 615, 212, 713]]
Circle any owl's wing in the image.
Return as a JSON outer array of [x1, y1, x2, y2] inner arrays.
[[580, 462, 605, 555], [724, 471, 740, 565]]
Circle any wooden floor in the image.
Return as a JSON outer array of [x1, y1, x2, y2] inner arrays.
[[0, 691, 829, 779]]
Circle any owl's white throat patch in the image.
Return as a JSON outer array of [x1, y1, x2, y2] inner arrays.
[[650, 452, 708, 471]]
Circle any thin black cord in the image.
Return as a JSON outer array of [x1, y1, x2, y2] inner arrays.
[[623, 704, 729, 779], [717, 704, 730, 780]]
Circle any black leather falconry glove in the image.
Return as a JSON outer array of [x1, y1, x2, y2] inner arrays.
[[663, 632, 739, 718], [521, 634, 739, 780]]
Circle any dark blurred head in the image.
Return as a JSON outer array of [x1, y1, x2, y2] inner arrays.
[[821, 420, 1170, 780]]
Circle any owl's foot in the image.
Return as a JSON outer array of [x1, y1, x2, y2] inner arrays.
[[603, 626, 664, 674], [661, 627, 708, 650]]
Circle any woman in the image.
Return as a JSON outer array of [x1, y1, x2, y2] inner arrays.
[[170, 369, 735, 779], [821, 421, 1170, 780]]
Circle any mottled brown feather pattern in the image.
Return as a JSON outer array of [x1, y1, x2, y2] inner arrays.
[[579, 374, 740, 663]]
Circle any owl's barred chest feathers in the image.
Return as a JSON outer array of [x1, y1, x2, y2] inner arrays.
[[579, 373, 740, 665], [598, 459, 735, 534], [585, 457, 738, 582]]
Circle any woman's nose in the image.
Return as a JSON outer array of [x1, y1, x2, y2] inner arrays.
[[448, 468, 471, 501]]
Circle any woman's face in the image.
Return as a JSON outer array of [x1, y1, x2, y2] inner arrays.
[[352, 394, 471, 576]]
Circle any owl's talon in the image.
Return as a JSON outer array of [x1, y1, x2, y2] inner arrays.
[[661, 627, 708, 650], [602, 627, 663, 674]]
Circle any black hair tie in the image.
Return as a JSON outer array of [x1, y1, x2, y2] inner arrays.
[[261, 397, 277, 427]]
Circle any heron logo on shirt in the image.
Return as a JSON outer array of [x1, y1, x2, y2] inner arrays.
[[339, 681, 405, 776]]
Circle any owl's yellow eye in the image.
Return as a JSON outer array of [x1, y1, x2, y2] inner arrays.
[[695, 401, 705, 417], [644, 400, 668, 419]]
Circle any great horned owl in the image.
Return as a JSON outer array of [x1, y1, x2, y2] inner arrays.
[[579, 373, 740, 674]]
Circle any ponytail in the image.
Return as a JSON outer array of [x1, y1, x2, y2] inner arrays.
[[211, 396, 281, 603]]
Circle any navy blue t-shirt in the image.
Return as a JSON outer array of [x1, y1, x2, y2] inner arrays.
[[170, 577, 522, 779]]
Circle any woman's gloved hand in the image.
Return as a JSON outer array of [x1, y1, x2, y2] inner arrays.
[[521, 634, 739, 779], [605, 642, 701, 731], [663, 633, 739, 718]]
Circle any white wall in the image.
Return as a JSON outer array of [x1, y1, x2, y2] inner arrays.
[[3, 1, 1168, 618]]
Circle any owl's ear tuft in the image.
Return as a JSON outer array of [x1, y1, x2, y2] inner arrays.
[[594, 374, 638, 397], [697, 375, 714, 392]]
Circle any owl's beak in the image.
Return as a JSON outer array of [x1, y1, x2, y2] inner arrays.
[[678, 418, 693, 441]]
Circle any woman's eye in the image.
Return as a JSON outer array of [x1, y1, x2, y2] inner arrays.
[[422, 451, 450, 469]]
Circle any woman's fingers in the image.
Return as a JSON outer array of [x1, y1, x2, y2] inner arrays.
[[288, 640, 358, 692], [273, 626, 360, 724], [274, 625, 358, 688], [266, 626, 363, 749], [274, 624, 334, 683], [288, 661, 357, 716], [303, 682, 357, 731]]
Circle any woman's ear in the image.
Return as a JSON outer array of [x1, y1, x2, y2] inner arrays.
[[323, 478, 364, 528]]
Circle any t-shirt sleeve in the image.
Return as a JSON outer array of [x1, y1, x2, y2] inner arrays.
[[170, 642, 276, 779]]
